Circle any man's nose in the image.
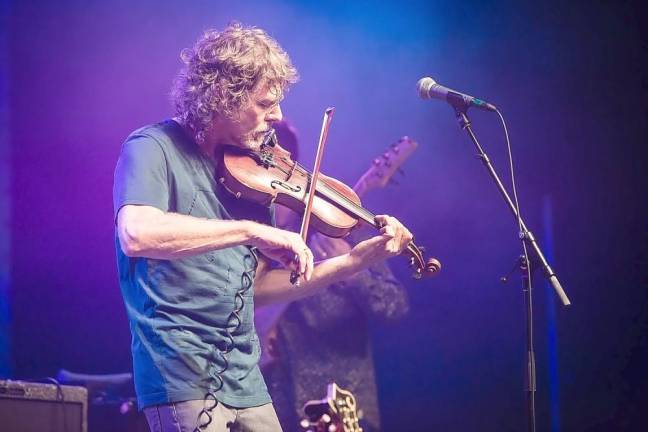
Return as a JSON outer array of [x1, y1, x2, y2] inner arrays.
[[267, 104, 283, 122]]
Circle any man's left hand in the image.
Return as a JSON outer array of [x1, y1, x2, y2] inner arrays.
[[348, 215, 413, 266]]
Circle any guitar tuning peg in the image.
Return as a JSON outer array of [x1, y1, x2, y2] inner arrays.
[[382, 152, 392, 167], [373, 158, 381, 166], [328, 425, 337, 432]]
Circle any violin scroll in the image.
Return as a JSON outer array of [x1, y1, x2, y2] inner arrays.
[[407, 242, 441, 279]]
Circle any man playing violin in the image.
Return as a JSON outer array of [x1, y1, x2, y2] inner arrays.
[[113, 23, 413, 432]]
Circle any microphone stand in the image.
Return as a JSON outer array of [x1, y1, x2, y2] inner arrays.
[[452, 105, 571, 432]]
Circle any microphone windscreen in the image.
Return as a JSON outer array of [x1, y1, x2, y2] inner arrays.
[[417, 77, 437, 99]]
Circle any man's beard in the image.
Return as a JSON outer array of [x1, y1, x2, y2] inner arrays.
[[239, 129, 270, 150]]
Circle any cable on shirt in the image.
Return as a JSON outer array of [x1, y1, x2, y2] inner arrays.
[[194, 252, 257, 431]]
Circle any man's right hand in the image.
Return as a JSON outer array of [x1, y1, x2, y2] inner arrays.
[[248, 223, 314, 281], [116, 205, 314, 271]]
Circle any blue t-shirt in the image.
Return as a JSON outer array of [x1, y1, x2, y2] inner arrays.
[[113, 120, 274, 409]]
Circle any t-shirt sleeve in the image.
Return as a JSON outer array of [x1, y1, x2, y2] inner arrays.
[[113, 133, 169, 220]]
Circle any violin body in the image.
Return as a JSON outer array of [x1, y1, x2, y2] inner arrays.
[[216, 140, 441, 279], [217, 143, 361, 238]]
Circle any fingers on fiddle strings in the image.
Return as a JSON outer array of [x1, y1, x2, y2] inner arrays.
[[374, 214, 413, 254]]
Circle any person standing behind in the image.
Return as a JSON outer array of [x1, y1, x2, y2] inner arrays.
[[259, 121, 410, 432]]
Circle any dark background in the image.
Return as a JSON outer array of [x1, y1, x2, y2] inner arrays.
[[3, 0, 647, 430]]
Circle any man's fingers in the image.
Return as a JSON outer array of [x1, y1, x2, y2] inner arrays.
[[376, 215, 415, 255], [391, 219, 402, 253], [381, 225, 395, 237], [255, 229, 317, 281], [299, 247, 308, 275], [280, 253, 298, 270], [305, 248, 314, 281], [402, 227, 413, 250], [375, 214, 388, 229], [289, 234, 314, 282], [294, 248, 314, 282]]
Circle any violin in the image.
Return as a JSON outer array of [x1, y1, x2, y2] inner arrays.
[[216, 133, 440, 279]]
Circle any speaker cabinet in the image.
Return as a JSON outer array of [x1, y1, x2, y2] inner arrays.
[[0, 379, 88, 432]]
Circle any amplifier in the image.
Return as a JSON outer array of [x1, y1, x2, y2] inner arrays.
[[0, 379, 88, 432]]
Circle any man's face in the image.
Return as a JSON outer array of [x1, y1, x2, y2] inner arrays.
[[214, 83, 283, 150]]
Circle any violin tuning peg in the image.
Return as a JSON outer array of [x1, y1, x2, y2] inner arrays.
[[413, 268, 423, 280], [300, 419, 310, 429]]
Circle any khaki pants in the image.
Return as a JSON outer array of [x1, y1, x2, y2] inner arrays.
[[144, 400, 283, 432]]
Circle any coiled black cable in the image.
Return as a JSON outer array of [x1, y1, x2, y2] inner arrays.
[[194, 252, 257, 431]]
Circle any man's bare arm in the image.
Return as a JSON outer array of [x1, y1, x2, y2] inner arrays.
[[254, 215, 413, 306], [116, 205, 313, 277], [253, 253, 357, 306]]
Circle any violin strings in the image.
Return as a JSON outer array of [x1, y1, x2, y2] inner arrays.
[[272, 155, 424, 267]]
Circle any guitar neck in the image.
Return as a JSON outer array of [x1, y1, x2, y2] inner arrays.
[[352, 178, 370, 200]]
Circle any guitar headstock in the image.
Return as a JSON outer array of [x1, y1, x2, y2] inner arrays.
[[353, 136, 418, 197], [300, 383, 363, 432]]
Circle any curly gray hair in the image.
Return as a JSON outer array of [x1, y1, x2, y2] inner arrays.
[[171, 22, 298, 143]]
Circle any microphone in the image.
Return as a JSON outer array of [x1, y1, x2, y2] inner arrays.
[[417, 77, 497, 112]]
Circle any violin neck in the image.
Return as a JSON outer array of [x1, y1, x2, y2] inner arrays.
[[316, 180, 377, 227]]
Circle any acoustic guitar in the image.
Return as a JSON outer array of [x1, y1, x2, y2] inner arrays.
[[299, 382, 363, 432]]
